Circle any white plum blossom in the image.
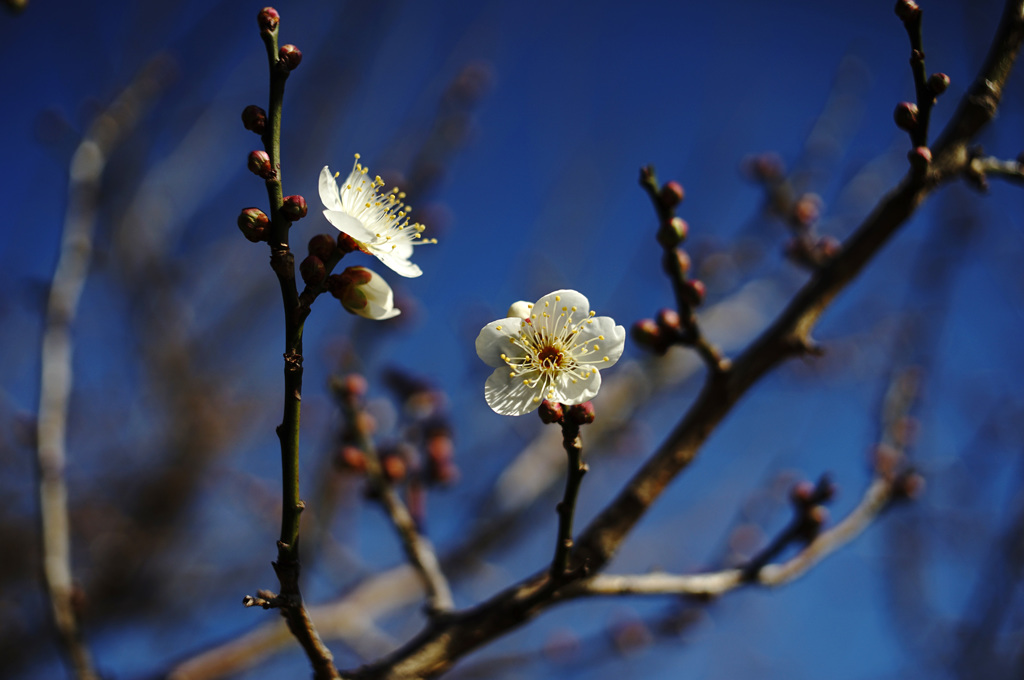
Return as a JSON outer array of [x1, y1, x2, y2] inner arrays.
[[475, 289, 626, 416], [336, 266, 401, 320], [319, 155, 435, 278]]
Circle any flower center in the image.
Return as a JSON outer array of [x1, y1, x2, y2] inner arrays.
[[537, 345, 564, 370]]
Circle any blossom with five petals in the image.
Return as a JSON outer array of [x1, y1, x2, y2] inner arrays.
[[319, 155, 434, 278], [475, 290, 625, 416]]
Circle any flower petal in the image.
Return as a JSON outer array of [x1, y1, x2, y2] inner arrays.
[[532, 289, 590, 320], [578, 316, 627, 368], [475, 317, 525, 368], [357, 269, 401, 320], [552, 364, 601, 405], [372, 247, 423, 278], [484, 368, 543, 416], [324, 209, 377, 243], [319, 166, 344, 212]]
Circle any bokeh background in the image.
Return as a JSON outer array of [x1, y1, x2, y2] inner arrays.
[[2, 0, 1023, 678]]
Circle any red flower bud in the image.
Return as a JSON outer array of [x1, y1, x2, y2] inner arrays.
[[281, 194, 307, 221], [538, 400, 564, 424], [743, 153, 784, 183], [907, 146, 932, 174], [928, 73, 950, 96], [381, 454, 407, 482], [894, 0, 920, 23], [308, 233, 338, 261], [278, 44, 303, 71], [631, 319, 665, 353], [241, 105, 266, 135], [659, 181, 685, 208], [565, 401, 596, 426], [247, 150, 273, 179], [299, 255, 326, 286], [237, 207, 269, 242], [257, 7, 280, 34], [337, 446, 367, 472], [337, 232, 361, 254], [681, 279, 706, 307], [893, 102, 919, 132], [792, 193, 822, 227], [657, 217, 689, 248], [655, 308, 681, 334]]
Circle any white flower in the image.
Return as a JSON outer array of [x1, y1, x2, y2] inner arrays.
[[335, 266, 401, 320], [475, 289, 626, 416], [319, 155, 435, 278]]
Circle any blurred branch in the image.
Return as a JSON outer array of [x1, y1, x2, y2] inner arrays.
[[334, 376, 454, 615], [569, 476, 893, 598], [35, 58, 169, 680]]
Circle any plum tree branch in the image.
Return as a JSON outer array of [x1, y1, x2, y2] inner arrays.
[[339, 2, 1024, 677]]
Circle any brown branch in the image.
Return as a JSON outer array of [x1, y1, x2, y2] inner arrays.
[[244, 10, 340, 678], [339, 3, 1024, 677]]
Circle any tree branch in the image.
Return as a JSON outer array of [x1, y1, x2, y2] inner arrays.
[[35, 58, 169, 680]]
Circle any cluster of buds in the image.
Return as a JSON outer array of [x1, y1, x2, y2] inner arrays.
[[537, 400, 595, 427], [383, 368, 458, 487], [788, 474, 837, 542], [238, 8, 310, 247], [872, 443, 925, 501], [633, 167, 714, 356]]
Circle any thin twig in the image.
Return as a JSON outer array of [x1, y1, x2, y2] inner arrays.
[[550, 418, 588, 579], [246, 13, 341, 679], [572, 476, 893, 598]]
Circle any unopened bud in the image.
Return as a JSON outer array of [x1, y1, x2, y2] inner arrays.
[[342, 373, 368, 398], [237, 207, 269, 242], [425, 434, 454, 466], [657, 217, 689, 248], [308, 233, 338, 261], [299, 255, 326, 286], [893, 102, 919, 132], [659, 181, 685, 208], [565, 401, 595, 426], [631, 319, 664, 353], [241, 105, 267, 134], [280, 194, 307, 221], [907, 146, 932, 174], [247, 150, 273, 179], [894, 0, 920, 23], [790, 480, 815, 507], [814, 236, 841, 261], [337, 446, 367, 472], [896, 471, 926, 499], [381, 454, 407, 482], [257, 7, 280, 33], [538, 400, 564, 424], [337, 232, 361, 254], [661, 247, 691, 278], [743, 153, 784, 182], [278, 44, 303, 71], [792, 193, 822, 227], [928, 73, 950, 96], [655, 308, 681, 334], [681, 279, 706, 307]]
